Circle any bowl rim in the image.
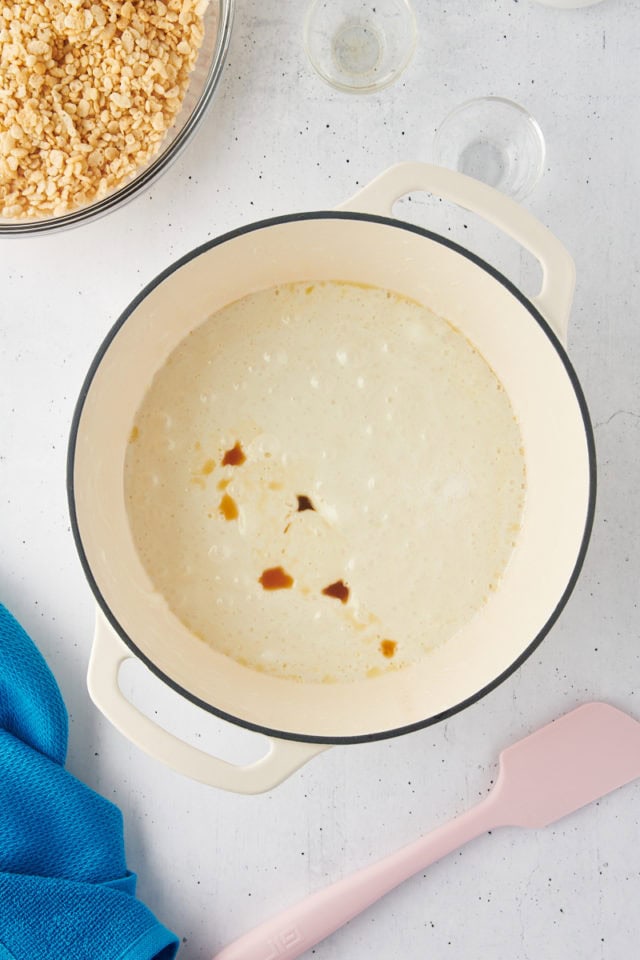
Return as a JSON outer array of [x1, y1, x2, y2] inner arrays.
[[67, 209, 597, 745], [0, 0, 234, 238]]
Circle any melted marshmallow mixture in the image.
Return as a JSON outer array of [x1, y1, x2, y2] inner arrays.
[[124, 281, 525, 683]]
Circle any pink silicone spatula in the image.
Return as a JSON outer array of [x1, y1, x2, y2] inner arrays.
[[213, 702, 640, 960]]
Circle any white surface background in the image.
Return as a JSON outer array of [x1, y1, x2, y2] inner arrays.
[[1, 0, 639, 957]]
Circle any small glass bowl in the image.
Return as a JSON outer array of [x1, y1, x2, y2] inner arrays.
[[0, 0, 234, 237], [433, 97, 546, 202], [304, 0, 417, 94]]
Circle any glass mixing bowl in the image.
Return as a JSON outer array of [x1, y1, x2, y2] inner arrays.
[[0, 0, 234, 237]]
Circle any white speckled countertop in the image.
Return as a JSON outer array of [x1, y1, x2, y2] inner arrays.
[[1, 1, 639, 957]]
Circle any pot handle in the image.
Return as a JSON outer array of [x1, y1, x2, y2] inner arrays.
[[87, 611, 327, 794], [337, 162, 575, 345]]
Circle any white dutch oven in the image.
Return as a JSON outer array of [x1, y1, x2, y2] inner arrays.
[[68, 163, 596, 793]]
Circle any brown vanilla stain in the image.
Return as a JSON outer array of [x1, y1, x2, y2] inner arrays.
[[321, 580, 349, 604], [222, 441, 246, 467], [128, 425, 139, 443], [191, 456, 215, 488], [218, 493, 238, 521], [380, 639, 397, 659], [259, 566, 294, 590]]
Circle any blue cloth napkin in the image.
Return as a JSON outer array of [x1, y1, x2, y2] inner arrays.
[[0, 603, 180, 960]]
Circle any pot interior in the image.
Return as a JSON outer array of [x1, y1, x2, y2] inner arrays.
[[71, 214, 594, 741]]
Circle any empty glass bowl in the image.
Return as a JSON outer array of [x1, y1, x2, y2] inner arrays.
[[0, 0, 234, 237], [433, 97, 546, 202], [304, 0, 417, 94]]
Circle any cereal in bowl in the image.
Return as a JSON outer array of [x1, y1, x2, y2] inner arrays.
[[0, 0, 208, 219]]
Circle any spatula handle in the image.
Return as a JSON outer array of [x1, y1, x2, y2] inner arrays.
[[212, 797, 498, 960]]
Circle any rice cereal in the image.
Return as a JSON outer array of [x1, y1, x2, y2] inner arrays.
[[0, 0, 208, 219]]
